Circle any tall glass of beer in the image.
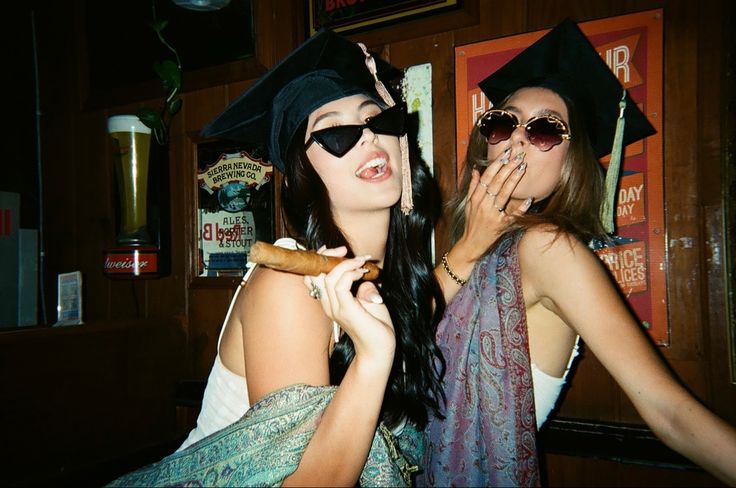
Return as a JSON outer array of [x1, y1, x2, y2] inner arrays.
[[107, 115, 152, 245]]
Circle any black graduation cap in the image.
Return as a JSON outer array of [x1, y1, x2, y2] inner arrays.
[[478, 18, 656, 158], [200, 29, 399, 172]]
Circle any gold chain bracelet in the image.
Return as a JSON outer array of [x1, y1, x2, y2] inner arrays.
[[441, 252, 467, 286]]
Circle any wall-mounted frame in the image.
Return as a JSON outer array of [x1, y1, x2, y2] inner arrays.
[[308, 0, 460, 36], [195, 141, 274, 278]]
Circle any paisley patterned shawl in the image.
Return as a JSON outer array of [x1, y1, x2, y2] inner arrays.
[[420, 231, 539, 487], [108, 384, 423, 487]]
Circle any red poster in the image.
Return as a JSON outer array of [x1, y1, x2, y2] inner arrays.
[[454, 10, 667, 344]]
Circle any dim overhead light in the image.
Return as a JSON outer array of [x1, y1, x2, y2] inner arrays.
[[171, 0, 231, 11]]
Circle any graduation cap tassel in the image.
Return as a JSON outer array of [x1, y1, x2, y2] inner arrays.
[[358, 43, 413, 214], [398, 134, 412, 214], [600, 89, 628, 234]]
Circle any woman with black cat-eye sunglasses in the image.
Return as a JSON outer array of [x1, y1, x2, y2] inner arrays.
[[110, 29, 445, 488], [306, 103, 406, 157]]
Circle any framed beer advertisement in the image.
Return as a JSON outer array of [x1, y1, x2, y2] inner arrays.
[[454, 10, 668, 344], [196, 141, 274, 277]]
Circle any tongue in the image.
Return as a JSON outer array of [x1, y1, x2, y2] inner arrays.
[[357, 166, 380, 179]]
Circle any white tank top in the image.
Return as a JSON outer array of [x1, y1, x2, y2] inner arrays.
[[176, 238, 299, 451], [177, 238, 579, 449], [531, 336, 580, 429]]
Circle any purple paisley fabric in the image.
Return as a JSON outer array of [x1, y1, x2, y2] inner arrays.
[[420, 231, 539, 487]]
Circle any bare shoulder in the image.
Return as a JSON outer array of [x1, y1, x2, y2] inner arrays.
[[241, 265, 310, 303], [518, 225, 607, 303], [518, 225, 589, 264], [238, 266, 328, 331], [236, 266, 333, 400]]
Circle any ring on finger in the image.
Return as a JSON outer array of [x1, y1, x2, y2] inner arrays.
[[486, 190, 498, 198], [308, 280, 322, 300], [480, 181, 489, 189], [494, 204, 505, 213]]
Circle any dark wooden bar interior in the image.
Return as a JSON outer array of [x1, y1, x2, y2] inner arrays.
[[2, 0, 733, 485]]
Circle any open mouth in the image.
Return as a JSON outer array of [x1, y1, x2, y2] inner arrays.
[[355, 158, 388, 180]]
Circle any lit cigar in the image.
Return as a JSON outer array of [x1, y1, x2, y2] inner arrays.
[[249, 241, 381, 281]]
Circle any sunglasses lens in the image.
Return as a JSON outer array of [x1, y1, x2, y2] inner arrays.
[[367, 105, 405, 136], [479, 111, 516, 144], [311, 126, 363, 157], [309, 105, 406, 157], [526, 118, 565, 151]]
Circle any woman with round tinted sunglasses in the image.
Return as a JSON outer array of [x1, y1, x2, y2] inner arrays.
[[421, 20, 736, 487], [478, 107, 571, 151]]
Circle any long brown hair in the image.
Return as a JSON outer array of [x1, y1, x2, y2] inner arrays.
[[448, 88, 607, 249]]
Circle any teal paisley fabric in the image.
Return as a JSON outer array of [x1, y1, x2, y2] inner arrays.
[[108, 384, 423, 487]]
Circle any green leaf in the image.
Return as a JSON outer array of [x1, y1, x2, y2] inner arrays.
[[149, 19, 168, 34], [154, 60, 182, 92], [167, 98, 183, 115], [153, 127, 167, 146], [136, 108, 164, 130]]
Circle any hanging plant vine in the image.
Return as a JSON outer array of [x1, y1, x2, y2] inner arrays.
[[136, 1, 183, 145]]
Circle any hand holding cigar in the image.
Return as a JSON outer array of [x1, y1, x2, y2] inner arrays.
[[249, 241, 381, 280]]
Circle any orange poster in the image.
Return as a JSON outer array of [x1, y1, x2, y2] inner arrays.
[[454, 10, 667, 344]]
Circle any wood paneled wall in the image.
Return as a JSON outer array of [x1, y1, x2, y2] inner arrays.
[[0, 319, 186, 485], [4, 0, 732, 485]]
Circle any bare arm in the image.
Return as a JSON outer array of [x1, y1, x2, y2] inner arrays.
[[238, 254, 394, 486], [520, 228, 736, 485]]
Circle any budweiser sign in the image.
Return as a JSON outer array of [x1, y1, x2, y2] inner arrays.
[[104, 248, 158, 276]]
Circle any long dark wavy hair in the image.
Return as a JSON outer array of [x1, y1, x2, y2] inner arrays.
[[449, 87, 607, 249], [281, 119, 446, 429]]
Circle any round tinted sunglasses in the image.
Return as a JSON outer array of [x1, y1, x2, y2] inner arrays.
[[306, 104, 406, 158], [478, 109, 571, 152]]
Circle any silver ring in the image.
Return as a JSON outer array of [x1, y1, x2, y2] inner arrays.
[[494, 205, 505, 213], [486, 190, 497, 198], [480, 181, 489, 189], [308, 281, 321, 300]]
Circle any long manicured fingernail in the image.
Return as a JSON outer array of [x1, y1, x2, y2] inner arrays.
[[517, 162, 527, 172], [500, 147, 512, 164], [523, 197, 533, 209], [514, 151, 526, 162], [369, 293, 383, 304]]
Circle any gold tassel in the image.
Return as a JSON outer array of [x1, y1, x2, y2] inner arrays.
[[399, 134, 412, 214], [600, 89, 627, 234], [358, 43, 413, 214]]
